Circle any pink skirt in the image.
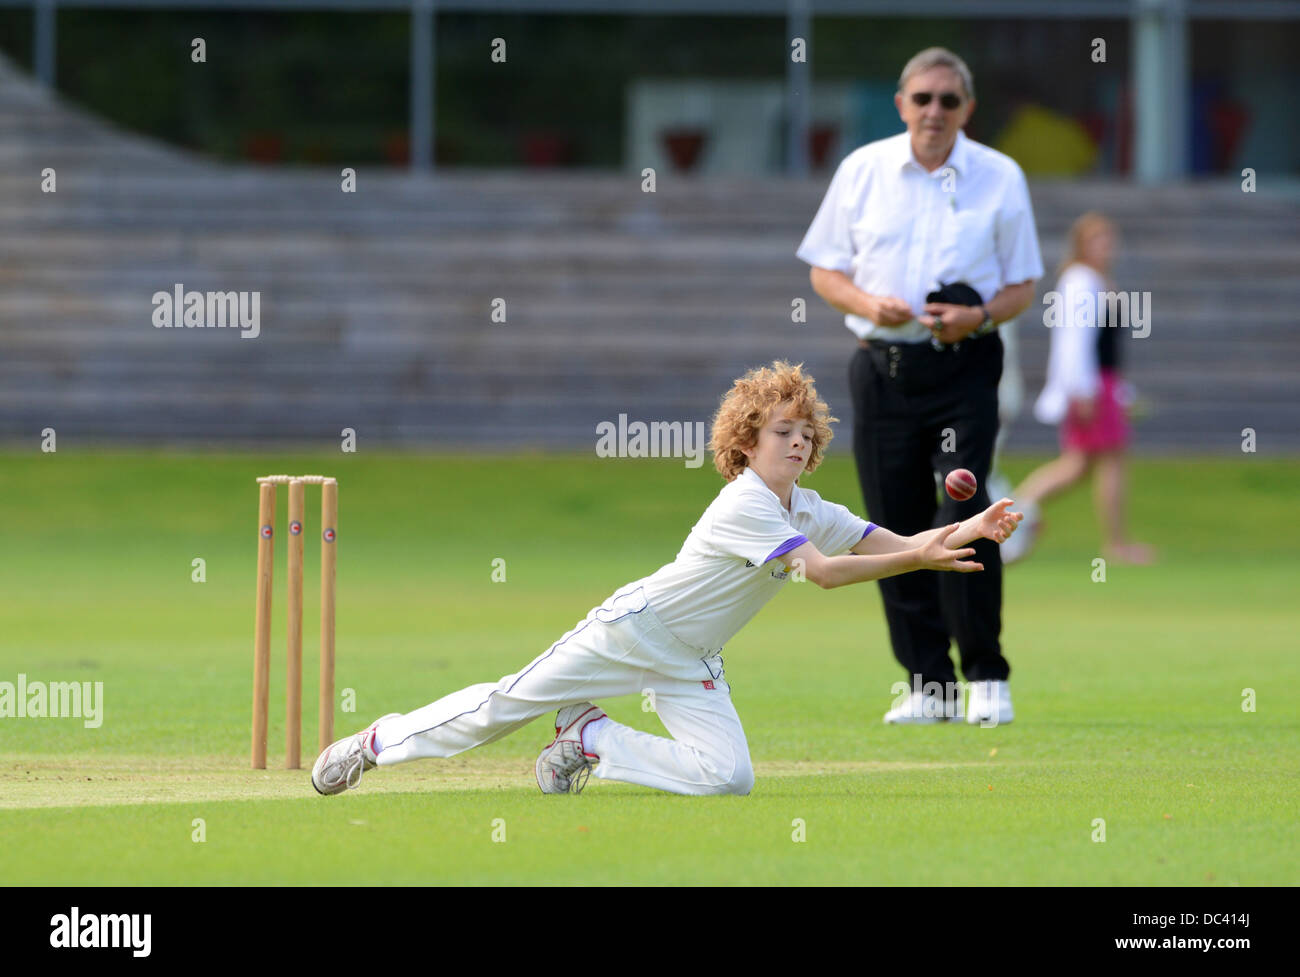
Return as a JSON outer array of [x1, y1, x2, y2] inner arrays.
[[1061, 369, 1129, 454]]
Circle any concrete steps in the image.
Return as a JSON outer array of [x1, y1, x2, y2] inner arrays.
[[2, 51, 1298, 453]]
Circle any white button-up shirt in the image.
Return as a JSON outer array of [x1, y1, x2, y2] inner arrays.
[[797, 130, 1044, 343]]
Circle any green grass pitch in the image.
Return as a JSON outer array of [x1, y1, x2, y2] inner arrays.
[[0, 450, 1296, 884]]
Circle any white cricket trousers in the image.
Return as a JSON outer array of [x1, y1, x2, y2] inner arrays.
[[374, 585, 755, 796]]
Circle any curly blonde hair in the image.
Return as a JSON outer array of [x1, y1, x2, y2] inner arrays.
[[709, 360, 837, 482]]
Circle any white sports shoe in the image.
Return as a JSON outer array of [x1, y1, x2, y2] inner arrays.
[[1000, 500, 1040, 565], [311, 713, 401, 796], [535, 702, 605, 794], [966, 681, 1014, 726], [883, 690, 963, 724]]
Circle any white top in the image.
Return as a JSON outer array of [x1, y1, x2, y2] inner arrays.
[[1034, 263, 1105, 425], [797, 130, 1044, 343], [628, 467, 872, 653]]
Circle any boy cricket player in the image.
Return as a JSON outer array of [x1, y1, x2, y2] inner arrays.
[[312, 361, 1022, 797]]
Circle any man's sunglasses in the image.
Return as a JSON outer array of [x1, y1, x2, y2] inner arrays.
[[910, 91, 964, 110]]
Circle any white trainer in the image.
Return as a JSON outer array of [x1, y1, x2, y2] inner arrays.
[[311, 712, 401, 796], [883, 689, 963, 724], [966, 681, 1014, 726], [535, 702, 605, 794], [1000, 500, 1040, 565]]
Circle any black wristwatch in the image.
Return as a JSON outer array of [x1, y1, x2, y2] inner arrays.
[[976, 306, 995, 335]]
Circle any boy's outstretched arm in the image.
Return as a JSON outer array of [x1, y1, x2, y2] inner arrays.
[[850, 498, 1023, 557], [787, 524, 981, 591]]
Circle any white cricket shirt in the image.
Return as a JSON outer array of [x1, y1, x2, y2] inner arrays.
[[629, 467, 874, 653], [797, 129, 1044, 343]]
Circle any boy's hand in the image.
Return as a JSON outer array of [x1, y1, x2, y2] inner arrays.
[[975, 499, 1023, 544], [919, 524, 983, 572]]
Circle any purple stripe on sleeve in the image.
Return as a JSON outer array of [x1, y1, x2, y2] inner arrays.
[[861, 523, 878, 539], [764, 535, 808, 565]]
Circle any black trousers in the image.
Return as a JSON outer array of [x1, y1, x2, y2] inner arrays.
[[849, 334, 1010, 689]]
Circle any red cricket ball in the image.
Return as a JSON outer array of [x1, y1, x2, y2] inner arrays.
[[945, 468, 977, 501]]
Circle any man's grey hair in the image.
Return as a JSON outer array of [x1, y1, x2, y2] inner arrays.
[[898, 47, 975, 101]]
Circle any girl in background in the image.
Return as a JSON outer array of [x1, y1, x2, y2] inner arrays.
[[1003, 213, 1154, 565]]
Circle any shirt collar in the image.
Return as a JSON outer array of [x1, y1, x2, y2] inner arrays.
[[898, 128, 970, 177], [740, 467, 809, 517], [789, 482, 811, 518]]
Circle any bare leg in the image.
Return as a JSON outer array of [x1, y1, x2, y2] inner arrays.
[[1013, 450, 1090, 506], [1094, 450, 1155, 564], [1094, 450, 1126, 547], [1000, 450, 1090, 564]]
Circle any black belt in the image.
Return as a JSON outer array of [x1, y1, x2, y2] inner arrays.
[[857, 332, 995, 382], [856, 331, 991, 354]]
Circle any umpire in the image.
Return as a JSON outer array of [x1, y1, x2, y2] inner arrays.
[[797, 48, 1043, 725]]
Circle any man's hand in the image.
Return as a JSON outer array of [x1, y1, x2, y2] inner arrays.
[[808, 269, 914, 327], [917, 524, 983, 572], [971, 498, 1023, 545], [868, 294, 914, 327], [921, 303, 984, 344]]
